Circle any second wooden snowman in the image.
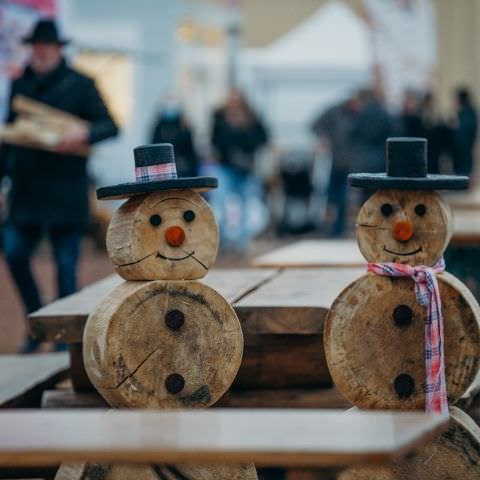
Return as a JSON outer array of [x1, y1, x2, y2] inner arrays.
[[63, 144, 256, 480], [324, 138, 480, 479]]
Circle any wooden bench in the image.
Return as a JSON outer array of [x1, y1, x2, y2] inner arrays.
[[29, 268, 361, 408], [0, 408, 448, 472], [0, 353, 69, 408]]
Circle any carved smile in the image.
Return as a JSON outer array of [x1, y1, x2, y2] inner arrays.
[[156, 251, 195, 261], [383, 246, 422, 256]]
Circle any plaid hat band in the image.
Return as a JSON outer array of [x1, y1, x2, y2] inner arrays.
[[135, 162, 177, 183]]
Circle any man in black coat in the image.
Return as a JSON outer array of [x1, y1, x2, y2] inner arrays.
[[0, 19, 118, 352]]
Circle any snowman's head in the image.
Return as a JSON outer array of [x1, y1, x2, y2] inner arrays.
[[356, 189, 452, 265], [107, 189, 218, 280]]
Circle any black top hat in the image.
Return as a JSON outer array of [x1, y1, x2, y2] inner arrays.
[[97, 143, 217, 200], [22, 19, 70, 45], [349, 137, 469, 190]]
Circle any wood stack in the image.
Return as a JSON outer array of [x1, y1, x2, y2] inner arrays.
[[56, 144, 256, 479], [323, 139, 480, 479], [0, 95, 90, 156]]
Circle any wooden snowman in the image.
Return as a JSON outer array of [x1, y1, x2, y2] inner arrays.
[[323, 138, 480, 479], [59, 144, 257, 480]]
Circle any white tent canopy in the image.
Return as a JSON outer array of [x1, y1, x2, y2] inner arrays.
[[250, 1, 373, 69]]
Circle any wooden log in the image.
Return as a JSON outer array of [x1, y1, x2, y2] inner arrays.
[[83, 280, 244, 408], [324, 272, 480, 409], [339, 406, 480, 480], [106, 191, 218, 281], [356, 190, 452, 265], [55, 462, 258, 480]]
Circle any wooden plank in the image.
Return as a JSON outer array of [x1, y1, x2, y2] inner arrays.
[[252, 240, 364, 268], [236, 269, 363, 334], [30, 269, 278, 343], [0, 353, 69, 408], [0, 409, 448, 468], [218, 388, 351, 410], [42, 387, 350, 410], [42, 390, 108, 409], [235, 334, 330, 388]]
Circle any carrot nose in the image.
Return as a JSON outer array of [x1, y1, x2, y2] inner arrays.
[[392, 221, 414, 242], [165, 226, 185, 247]]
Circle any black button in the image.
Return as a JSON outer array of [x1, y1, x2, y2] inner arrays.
[[393, 305, 413, 327], [183, 210, 195, 222], [165, 310, 185, 331], [150, 214, 162, 226], [415, 204, 426, 216], [165, 373, 185, 394], [381, 203, 393, 217], [394, 374, 415, 399]]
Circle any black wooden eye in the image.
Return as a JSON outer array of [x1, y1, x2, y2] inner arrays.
[[415, 204, 426, 216], [150, 214, 162, 226], [183, 210, 195, 222], [381, 203, 393, 217]]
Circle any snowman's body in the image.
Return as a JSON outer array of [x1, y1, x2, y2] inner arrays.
[[325, 139, 480, 479], [56, 145, 257, 480]]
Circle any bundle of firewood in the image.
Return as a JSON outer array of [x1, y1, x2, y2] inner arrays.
[[0, 95, 90, 156]]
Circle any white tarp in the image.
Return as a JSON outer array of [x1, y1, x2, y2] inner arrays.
[[363, 0, 437, 107]]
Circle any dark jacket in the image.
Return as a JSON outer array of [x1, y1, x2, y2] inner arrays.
[[454, 106, 478, 176], [151, 115, 198, 177], [0, 59, 118, 227], [211, 109, 268, 174]]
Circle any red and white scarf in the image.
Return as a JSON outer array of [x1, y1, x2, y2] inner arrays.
[[367, 258, 448, 415]]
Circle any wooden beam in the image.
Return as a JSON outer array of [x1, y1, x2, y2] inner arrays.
[[0, 409, 447, 468]]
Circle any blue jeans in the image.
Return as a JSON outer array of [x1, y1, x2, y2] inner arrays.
[[215, 166, 251, 252], [327, 168, 349, 237], [3, 224, 82, 350]]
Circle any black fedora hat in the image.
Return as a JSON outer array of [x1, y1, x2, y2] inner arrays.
[[349, 137, 469, 190], [97, 143, 217, 200], [22, 19, 70, 45]]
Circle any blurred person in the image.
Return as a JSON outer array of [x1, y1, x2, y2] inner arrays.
[[311, 93, 360, 237], [453, 87, 478, 176], [0, 19, 118, 352], [400, 89, 424, 137], [420, 92, 448, 174], [211, 88, 268, 252], [350, 89, 394, 202], [151, 96, 199, 177]]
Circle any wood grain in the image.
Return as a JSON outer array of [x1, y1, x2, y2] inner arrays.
[[324, 272, 480, 409], [55, 462, 258, 480], [339, 406, 480, 480], [107, 191, 218, 281], [0, 353, 69, 407], [0, 409, 448, 468], [83, 281, 244, 408], [30, 269, 278, 343], [42, 387, 350, 410], [252, 240, 364, 268], [356, 190, 452, 265], [235, 268, 363, 335]]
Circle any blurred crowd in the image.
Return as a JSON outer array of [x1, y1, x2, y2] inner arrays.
[[151, 84, 478, 246], [1, 18, 479, 352]]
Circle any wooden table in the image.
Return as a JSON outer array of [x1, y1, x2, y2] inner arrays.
[[0, 353, 69, 408], [253, 215, 480, 270], [29, 268, 361, 404], [0, 409, 448, 469], [253, 240, 364, 269]]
